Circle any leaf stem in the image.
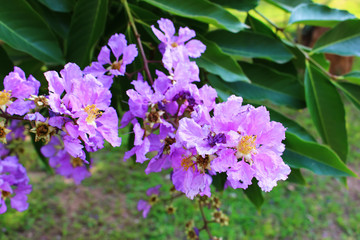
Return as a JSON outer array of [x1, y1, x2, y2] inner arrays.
[[122, 0, 154, 85], [254, 9, 339, 80]]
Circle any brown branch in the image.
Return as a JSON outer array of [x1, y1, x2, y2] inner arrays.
[[123, 0, 154, 85]]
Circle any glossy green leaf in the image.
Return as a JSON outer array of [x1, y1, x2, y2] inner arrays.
[[38, 0, 75, 12], [305, 62, 348, 162], [312, 20, 360, 56], [287, 168, 306, 185], [243, 179, 264, 211], [143, 0, 246, 33], [208, 74, 305, 109], [0, 46, 13, 80], [66, 0, 108, 68], [210, 0, 259, 12], [267, 107, 315, 142], [31, 1, 71, 38], [263, 0, 311, 12], [196, 38, 249, 83], [0, 0, 65, 64], [343, 71, 360, 85], [240, 62, 304, 102], [245, 14, 275, 38], [283, 133, 356, 177], [334, 81, 360, 110], [288, 3, 355, 27], [207, 30, 293, 63]]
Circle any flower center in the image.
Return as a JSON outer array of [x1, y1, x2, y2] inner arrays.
[[195, 155, 211, 173], [171, 42, 178, 48], [0, 90, 11, 106], [71, 157, 83, 167], [181, 155, 196, 171], [84, 104, 102, 125], [163, 137, 175, 154], [237, 135, 257, 162], [148, 195, 159, 205], [1, 190, 11, 199], [111, 59, 123, 71]]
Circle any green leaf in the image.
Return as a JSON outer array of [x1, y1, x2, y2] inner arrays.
[[196, 38, 249, 83], [243, 179, 264, 211], [211, 172, 227, 191], [240, 62, 305, 102], [0, 0, 65, 64], [343, 71, 360, 85], [287, 168, 306, 185], [333, 81, 360, 110], [30, 1, 71, 38], [288, 3, 356, 27], [245, 14, 275, 38], [37, 0, 75, 12], [66, 0, 108, 68], [208, 74, 305, 109], [210, 0, 259, 12], [143, 0, 246, 33], [267, 107, 315, 142], [305, 61, 348, 162], [283, 133, 356, 177], [312, 20, 360, 56], [206, 30, 293, 63], [264, 0, 312, 12], [0, 46, 13, 80]]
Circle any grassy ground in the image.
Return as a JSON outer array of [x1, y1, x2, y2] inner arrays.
[[0, 101, 359, 240]]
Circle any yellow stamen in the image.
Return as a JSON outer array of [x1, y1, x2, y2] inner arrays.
[[171, 42, 178, 48], [0, 90, 11, 106], [181, 156, 195, 171], [237, 135, 257, 162], [84, 104, 102, 125]]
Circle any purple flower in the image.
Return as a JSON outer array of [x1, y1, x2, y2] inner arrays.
[[45, 63, 121, 148], [0, 156, 32, 214], [84, 33, 138, 87], [41, 136, 91, 184], [151, 18, 206, 71], [137, 185, 161, 218], [1, 67, 40, 115], [211, 96, 291, 191]]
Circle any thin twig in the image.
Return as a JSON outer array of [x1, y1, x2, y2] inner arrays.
[[122, 0, 154, 85], [253, 9, 284, 32], [199, 201, 213, 240], [254, 9, 339, 80]]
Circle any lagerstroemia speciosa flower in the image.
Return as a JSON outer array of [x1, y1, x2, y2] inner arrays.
[[121, 18, 291, 206], [0, 156, 31, 214], [84, 33, 138, 88]]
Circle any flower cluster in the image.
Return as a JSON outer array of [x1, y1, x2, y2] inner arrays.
[[0, 33, 137, 213], [120, 18, 290, 215]]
